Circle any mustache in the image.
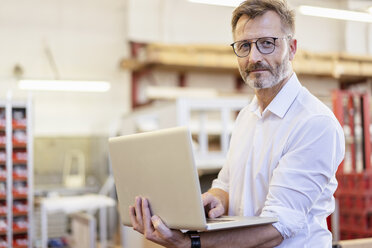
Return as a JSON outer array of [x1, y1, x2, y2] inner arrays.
[[245, 63, 272, 73]]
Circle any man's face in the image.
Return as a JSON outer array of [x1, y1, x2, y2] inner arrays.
[[234, 11, 296, 89]]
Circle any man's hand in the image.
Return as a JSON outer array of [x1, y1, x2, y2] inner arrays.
[[202, 189, 228, 218], [129, 196, 190, 248]]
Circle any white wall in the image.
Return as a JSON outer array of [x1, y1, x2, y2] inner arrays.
[[291, 0, 347, 53], [127, 0, 371, 55], [0, 0, 130, 136], [128, 0, 232, 44], [345, 0, 372, 55], [127, 0, 350, 52]]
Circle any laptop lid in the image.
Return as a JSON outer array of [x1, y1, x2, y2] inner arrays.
[[109, 126, 208, 230]]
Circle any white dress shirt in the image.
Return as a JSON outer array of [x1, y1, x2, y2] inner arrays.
[[212, 73, 345, 247]]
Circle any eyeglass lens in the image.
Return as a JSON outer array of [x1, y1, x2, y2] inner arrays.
[[233, 37, 276, 57]]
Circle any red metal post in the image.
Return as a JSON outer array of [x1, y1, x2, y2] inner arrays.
[[362, 94, 371, 171]]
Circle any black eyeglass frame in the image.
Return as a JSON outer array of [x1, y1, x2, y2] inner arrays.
[[230, 36, 291, 58]]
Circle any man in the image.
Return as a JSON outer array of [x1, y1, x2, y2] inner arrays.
[[129, 0, 345, 247]]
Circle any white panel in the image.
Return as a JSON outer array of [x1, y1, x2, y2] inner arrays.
[[127, 0, 163, 42], [345, 22, 368, 54], [291, 0, 346, 53], [344, 0, 372, 55], [186, 72, 236, 92], [163, 0, 233, 44], [127, 0, 233, 44]]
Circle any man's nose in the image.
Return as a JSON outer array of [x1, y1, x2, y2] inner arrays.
[[248, 43, 263, 63]]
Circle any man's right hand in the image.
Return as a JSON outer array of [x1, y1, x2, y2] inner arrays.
[[202, 189, 229, 218]]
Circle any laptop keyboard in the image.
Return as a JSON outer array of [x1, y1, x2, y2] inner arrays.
[[206, 218, 234, 223]]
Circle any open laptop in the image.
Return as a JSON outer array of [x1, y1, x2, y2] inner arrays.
[[108, 126, 277, 231]]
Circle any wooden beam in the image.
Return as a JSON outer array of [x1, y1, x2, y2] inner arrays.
[[121, 42, 372, 79]]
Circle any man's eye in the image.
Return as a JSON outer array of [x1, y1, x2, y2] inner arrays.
[[238, 42, 250, 50], [260, 40, 274, 47]]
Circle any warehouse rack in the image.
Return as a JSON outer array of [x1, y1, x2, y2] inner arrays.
[[122, 41, 372, 108], [332, 90, 372, 240], [0, 98, 33, 248]]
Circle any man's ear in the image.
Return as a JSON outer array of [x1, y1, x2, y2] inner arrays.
[[288, 38, 297, 61]]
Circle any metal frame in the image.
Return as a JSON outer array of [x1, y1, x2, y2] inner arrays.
[[5, 97, 12, 248], [176, 97, 249, 171], [2, 95, 33, 248], [26, 96, 33, 248]]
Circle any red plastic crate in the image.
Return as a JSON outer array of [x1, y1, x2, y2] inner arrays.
[[337, 172, 372, 194]]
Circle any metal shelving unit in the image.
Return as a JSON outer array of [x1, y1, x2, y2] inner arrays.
[[0, 98, 33, 248]]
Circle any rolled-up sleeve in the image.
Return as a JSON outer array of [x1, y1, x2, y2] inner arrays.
[[260, 115, 345, 239], [212, 164, 230, 193]]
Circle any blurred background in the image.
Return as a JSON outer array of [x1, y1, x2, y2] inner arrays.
[[1, 0, 372, 247]]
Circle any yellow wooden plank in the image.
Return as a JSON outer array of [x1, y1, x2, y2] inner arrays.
[[122, 42, 372, 79]]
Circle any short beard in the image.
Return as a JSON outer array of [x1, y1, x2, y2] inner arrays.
[[240, 53, 291, 90]]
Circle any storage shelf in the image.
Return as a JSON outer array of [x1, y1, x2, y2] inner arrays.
[[13, 177, 27, 182], [12, 121, 27, 130], [12, 229, 28, 234], [12, 213, 28, 217], [12, 144, 27, 149], [12, 160, 27, 165], [121, 42, 372, 79], [0, 103, 33, 248], [122, 41, 372, 108], [12, 194, 28, 200]]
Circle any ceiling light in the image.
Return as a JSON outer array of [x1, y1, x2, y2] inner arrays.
[[188, 0, 242, 7], [299, 5, 372, 23], [18, 80, 111, 93]]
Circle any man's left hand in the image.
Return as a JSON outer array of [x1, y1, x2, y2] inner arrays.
[[129, 196, 190, 248]]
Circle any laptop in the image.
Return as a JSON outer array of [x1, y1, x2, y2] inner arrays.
[[108, 126, 277, 231]]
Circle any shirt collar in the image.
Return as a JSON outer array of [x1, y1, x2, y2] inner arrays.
[[248, 73, 302, 119]]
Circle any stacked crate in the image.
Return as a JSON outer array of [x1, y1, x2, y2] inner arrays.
[[337, 172, 372, 239], [332, 90, 372, 239]]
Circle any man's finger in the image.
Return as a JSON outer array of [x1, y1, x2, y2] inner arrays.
[[202, 192, 214, 206], [129, 205, 142, 232], [134, 196, 143, 226], [142, 197, 155, 234], [208, 203, 224, 218], [151, 215, 172, 239], [202, 192, 224, 218], [129, 205, 136, 223]]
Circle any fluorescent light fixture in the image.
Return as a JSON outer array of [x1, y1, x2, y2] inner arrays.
[[188, 0, 242, 7], [18, 80, 111, 92], [368, 6, 372, 14], [299, 5, 372, 23]]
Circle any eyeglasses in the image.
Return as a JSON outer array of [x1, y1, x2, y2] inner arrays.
[[230, 37, 289, 58]]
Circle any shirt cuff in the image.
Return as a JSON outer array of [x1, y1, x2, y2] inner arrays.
[[260, 205, 306, 239], [211, 178, 229, 193]]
